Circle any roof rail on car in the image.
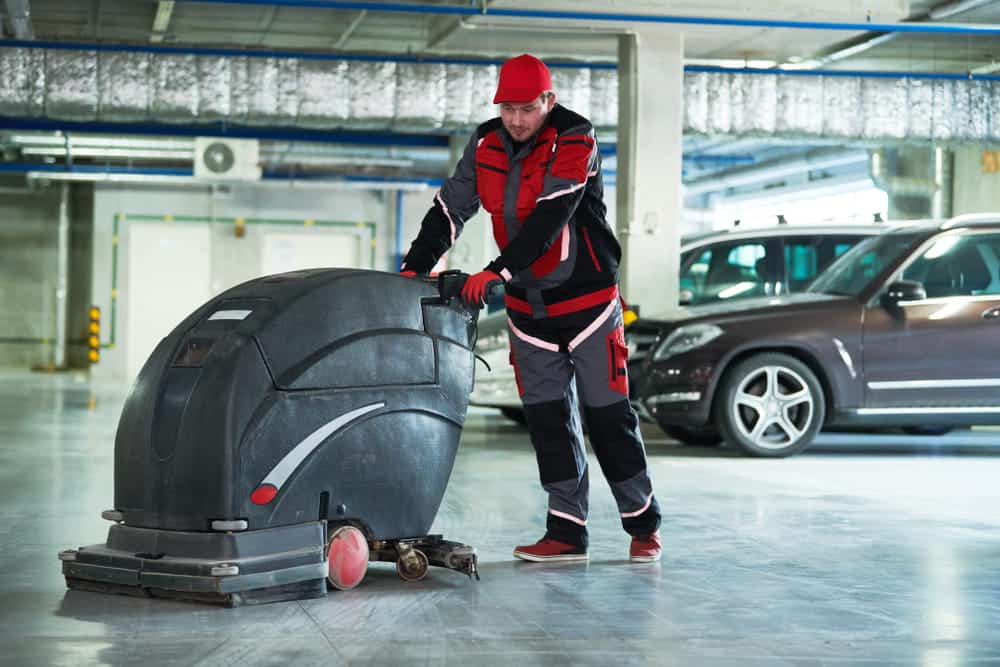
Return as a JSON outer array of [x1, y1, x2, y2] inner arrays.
[[941, 213, 1000, 229]]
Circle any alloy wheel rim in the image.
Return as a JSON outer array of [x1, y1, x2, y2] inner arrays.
[[731, 365, 814, 450]]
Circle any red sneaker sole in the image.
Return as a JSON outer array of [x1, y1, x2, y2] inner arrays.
[[629, 553, 661, 563], [513, 550, 589, 563]]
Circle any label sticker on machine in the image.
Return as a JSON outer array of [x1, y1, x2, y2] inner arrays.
[[209, 309, 252, 321]]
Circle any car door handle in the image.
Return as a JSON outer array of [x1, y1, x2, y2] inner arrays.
[[982, 306, 1000, 320]]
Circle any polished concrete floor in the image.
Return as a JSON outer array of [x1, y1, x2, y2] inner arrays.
[[2, 370, 1000, 666]]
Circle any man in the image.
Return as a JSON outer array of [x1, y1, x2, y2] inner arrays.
[[401, 54, 661, 563]]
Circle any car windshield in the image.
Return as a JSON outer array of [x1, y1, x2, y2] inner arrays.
[[807, 232, 921, 297]]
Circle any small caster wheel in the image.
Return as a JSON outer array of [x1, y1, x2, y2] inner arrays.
[[326, 525, 369, 591], [396, 547, 429, 583]]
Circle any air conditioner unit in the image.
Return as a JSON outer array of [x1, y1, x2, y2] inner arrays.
[[194, 137, 262, 181]]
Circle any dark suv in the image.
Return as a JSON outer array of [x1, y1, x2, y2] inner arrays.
[[473, 224, 877, 424], [630, 215, 1000, 457]]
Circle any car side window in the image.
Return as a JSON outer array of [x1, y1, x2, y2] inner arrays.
[[680, 242, 769, 305], [783, 236, 865, 292], [902, 233, 1000, 298]]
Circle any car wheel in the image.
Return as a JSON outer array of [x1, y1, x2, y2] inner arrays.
[[659, 424, 723, 447], [901, 425, 952, 436], [500, 407, 527, 426], [716, 353, 825, 458]]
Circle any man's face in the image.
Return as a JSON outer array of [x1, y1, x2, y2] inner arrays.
[[499, 94, 555, 143]]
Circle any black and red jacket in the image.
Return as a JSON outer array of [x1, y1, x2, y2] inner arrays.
[[402, 104, 622, 318]]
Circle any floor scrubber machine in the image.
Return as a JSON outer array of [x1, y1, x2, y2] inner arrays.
[[60, 269, 481, 606]]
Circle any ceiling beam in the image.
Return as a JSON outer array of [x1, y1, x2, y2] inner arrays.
[[425, 16, 463, 51], [4, 0, 33, 40], [333, 9, 366, 49], [84, 0, 101, 40], [150, 0, 175, 43], [256, 5, 278, 44], [791, 0, 999, 69], [426, 0, 493, 51]]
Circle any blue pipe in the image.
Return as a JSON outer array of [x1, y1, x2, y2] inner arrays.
[[0, 163, 192, 175], [176, 0, 1000, 34], [0, 38, 615, 69], [0, 162, 448, 185], [340, 174, 443, 185], [0, 117, 451, 146]]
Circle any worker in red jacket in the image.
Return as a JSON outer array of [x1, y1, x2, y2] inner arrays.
[[402, 54, 661, 563]]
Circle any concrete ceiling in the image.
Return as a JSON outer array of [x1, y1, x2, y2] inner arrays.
[[9, 0, 1000, 73], [4, 0, 998, 188]]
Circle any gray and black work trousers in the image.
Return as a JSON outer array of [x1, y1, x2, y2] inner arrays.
[[507, 297, 661, 548]]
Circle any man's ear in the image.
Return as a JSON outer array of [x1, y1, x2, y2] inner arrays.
[[546, 92, 557, 111]]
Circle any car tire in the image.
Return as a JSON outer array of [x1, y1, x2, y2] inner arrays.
[[715, 353, 826, 458], [659, 424, 723, 447], [500, 407, 527, 426]]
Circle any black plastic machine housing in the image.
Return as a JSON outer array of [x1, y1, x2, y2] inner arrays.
[[62, 269, 478, 605]]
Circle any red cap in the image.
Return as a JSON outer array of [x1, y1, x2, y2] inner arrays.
[[493, 54, 552, 104]]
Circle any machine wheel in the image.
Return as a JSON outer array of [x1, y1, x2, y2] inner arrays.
[[326, 525, 369, 591], [659, 424, 723, 447], [500, 408, 527, 426], [716, 353, 825, 458], [396, 548, 429, 583]]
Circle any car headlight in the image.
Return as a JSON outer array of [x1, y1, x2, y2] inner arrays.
[[653, 324, 722, 361]]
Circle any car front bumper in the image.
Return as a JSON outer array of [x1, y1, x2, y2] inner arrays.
[[634, 356, 718, 427]]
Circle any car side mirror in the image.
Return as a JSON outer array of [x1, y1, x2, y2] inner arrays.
[[881, 280, 926, 307], [679, 289, 694, 306]]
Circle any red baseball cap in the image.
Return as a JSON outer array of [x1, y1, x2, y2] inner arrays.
[[493, 54, 553, 104]]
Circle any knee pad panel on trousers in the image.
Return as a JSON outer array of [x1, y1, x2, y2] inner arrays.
[[583, 399, 647, 483], [524, 399, 584, 485]]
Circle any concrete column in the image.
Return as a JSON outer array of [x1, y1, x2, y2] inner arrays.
[[871, 145, 953, 221], [615, 30, 684, 314], [54, 182, 70, 368]]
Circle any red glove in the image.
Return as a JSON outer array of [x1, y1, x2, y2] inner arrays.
[[461, 270, 502, 306], [400, 270, 417, 278]]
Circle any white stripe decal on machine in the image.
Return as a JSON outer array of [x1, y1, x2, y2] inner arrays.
[[209, 309, 252, 321], [253, 402, 385, 500]]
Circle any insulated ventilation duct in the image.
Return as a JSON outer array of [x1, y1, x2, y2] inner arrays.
[[1, 47, 998, 141]]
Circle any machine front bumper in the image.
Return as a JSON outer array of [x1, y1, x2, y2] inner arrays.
[[60, 521, 328, 605]]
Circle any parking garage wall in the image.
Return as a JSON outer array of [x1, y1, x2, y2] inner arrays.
[[0, 184, 93, 370], [90, 183, 397, 379], [952, 146, 1000, 216]]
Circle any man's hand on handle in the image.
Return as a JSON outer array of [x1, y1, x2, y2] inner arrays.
[[461, 270, 502, 307]]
